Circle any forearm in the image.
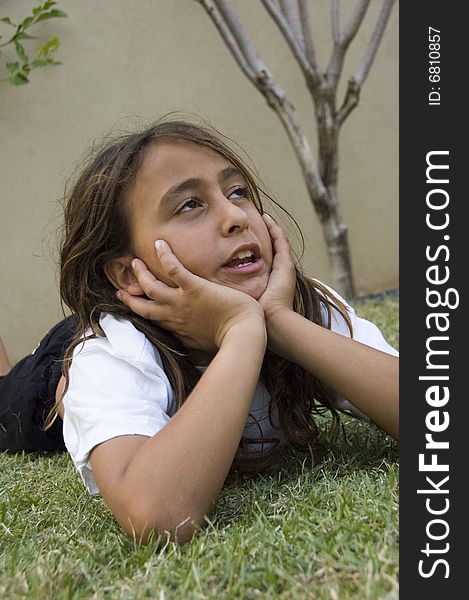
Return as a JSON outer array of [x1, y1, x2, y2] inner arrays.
[[267, 309, 399, 439], [118, 322, 267, 541]]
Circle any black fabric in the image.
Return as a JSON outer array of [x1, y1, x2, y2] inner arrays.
[[0, 316, 77, 452]]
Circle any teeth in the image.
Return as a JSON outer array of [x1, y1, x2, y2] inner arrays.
[[233, 249, 254, 260]]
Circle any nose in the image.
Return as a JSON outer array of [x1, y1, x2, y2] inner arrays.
[[216, 195, 249, 236]]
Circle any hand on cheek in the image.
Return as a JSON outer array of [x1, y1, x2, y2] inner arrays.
[[258, 214, 297, 320], [117, 240, 265, 352], [115, 256, 169, 311]]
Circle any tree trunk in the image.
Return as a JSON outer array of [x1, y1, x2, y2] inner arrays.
[[319, 191, 356, 299], [315, 94, 356, 299], [270, 90, 356, 298]]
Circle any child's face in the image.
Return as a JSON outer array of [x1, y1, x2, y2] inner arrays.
[[128, 141, 273, 299]]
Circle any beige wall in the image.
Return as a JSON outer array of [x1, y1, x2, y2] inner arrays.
[[0, 0, 398, 362]]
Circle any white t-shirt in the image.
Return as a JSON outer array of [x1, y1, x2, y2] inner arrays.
[[62, 290, 398, 494]]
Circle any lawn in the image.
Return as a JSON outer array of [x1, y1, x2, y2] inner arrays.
[[0, 295, 399, 600]]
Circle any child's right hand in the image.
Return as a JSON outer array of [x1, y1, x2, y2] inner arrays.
[[116, 240, 265, 353]]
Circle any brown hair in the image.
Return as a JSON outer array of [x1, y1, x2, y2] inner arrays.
[[49, 117, 352, 473]]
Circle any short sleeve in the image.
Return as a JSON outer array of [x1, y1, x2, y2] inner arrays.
[[62, 328, 173, 495], [318, 282, 399, 356]]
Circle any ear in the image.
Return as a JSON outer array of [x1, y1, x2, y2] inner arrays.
[[104, 255, 144, 296]]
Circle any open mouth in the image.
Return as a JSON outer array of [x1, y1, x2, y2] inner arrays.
[[224, 249, 257, 269], [222, 247, 263, 273]]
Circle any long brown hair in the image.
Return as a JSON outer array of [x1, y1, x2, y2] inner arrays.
[[49, 117, 352, 473]]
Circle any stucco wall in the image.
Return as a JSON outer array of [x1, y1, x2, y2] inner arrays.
[[0, 0, 398, 362]]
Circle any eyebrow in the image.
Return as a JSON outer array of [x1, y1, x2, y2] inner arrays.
[[159, 166, 245, 208]]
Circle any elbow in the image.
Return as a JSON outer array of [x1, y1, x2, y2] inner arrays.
[[122, 501, 204, 546]]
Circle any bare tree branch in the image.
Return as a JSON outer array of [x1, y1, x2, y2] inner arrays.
[[261, 2, 305, 66], [197, 1, 327, 205], [337, 0, 395, 126], [200, 0, 291, 104], [354, 0, 395, 87], [197, 0, 257, 82], [336, 77, 360, 125], [272, 96, 329, 209], [214, 0, 266, 75], [342, 0, 371, 46], [326, 0, 371, 94], [279, 0, 303, 49], [261, 0, 321, 88], [198, 1, 293, 111], [331, 0, 340, 43], [297, 0, 317, 68]]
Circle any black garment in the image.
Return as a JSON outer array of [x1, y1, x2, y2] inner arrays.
[[0, 316, 77, 452]]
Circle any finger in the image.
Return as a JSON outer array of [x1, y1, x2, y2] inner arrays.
[[263, 213, 284, 242], [155, 240, 199, 289], [131, 258, 173, 300], [117, 289, 165, 322], [262, 214, 293, 263]]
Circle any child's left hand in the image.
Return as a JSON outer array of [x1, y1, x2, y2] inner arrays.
[[258, 214, 296, 321]]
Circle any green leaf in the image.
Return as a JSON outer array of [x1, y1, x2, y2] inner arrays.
[[6, 61, 20, 74], [21, 16, 35, 29], [15, 41, 29, 63], [30, 58, 48, 68], [9, 71, 29, 85], [0, 17, 16, 27], [36, 36, 60, 58], [30, 57, 60, 68], [15, 32, 37, 42], [31, 58, 48, 68], [35, 9, 67, 23]]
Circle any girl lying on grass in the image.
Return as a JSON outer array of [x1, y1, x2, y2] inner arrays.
[[0, 119, 398, 544]]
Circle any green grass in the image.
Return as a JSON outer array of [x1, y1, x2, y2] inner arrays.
[[0, 295, 399, 599]]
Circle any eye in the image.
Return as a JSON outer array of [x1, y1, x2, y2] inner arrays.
[[177, 198, 202, 214], [228, 186, 251, 200]]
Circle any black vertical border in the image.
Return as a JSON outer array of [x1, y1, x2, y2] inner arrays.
[[400, 3, 466, 598]]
